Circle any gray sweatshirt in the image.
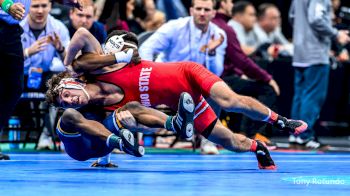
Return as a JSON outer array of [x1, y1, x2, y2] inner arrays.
[[289, 0, 337, 67]]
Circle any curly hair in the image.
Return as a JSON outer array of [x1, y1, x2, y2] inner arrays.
[[45, 71, 73, 107]]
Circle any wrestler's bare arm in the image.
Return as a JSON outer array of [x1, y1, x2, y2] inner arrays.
[[61, 108, 114, 141], [118, 102, 168, 132], [64, 28, 116, 73]]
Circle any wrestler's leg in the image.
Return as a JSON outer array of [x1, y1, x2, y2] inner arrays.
[[61, 108, 144, 157], [209, 81, 307, 135], [206, 120, 276, 170], [115, 95, 195, 139], [120, 101, 168, 129]]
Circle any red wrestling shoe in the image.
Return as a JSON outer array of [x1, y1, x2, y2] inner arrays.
[[268, 112, 308, 135]]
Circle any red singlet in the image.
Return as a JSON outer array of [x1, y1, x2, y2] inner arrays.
[[96, 60, 222, 133]]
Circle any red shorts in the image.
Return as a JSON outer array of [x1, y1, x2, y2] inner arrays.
[[193, 96, 217, 135], [184, 62, 222, 97]]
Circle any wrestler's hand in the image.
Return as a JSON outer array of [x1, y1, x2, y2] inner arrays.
[[90, 161, 118, 168], [116, 110, 138, 130], [8, 3, 25, 20], [207, 33, 225, 53], [114, 49, 134, 64], [268, 79, 280, 96]]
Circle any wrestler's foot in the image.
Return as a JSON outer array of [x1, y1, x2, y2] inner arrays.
[[253, 140, 276, 170], [119, 129, 145, 157], [91, 161, 118, 168], [0, 153, 10, 160], [171, 92, 195, 139], [269, 112, 308, 135]]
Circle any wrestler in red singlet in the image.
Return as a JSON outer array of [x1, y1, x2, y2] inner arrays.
[[96, 60, 222, 133]]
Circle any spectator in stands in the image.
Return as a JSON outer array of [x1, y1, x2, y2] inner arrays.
[[20, 0, 70, 149], [67, 0, 106, 44], [254, 3, 292, 57], [228, 1, 257, 56], [139, 0, 227, 154], [288, 0, 350, 149], [212, 0, 279, 147], [101, 0, 144, 34], [156, 0, 188, 21], [137, 0, 165, 32]]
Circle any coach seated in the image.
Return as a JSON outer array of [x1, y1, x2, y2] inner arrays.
[[18, 0, 70, 150]]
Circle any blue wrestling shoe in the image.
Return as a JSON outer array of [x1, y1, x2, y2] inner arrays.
[[173, 92, 195, 139], [119, 129, 145, 157]]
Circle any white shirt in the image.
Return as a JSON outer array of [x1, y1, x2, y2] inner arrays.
[[20, 15, 70, 74], [253, 24, 290, 46], [228, 19, 257, 47], [139, 16, 227, 76]]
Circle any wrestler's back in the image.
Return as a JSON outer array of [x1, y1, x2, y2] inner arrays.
[[96, 60, 202, 111]]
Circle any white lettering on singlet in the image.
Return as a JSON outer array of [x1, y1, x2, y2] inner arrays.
[[139, 67, 153, 107]]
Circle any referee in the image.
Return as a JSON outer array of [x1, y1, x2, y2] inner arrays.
[[0, 0, 82, 160]]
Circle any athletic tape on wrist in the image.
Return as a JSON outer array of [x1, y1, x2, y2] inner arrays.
[[1, 0, 14, 13]]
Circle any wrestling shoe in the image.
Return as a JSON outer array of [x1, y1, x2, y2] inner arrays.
[[254, 133, 277, 150], [0, 153, 10, 160], [91, 161, 118, 168], [269, 112, 308, 135], [119, 129, 145, 157], [252, 140, 276, 170], [167, 92, 195, 139]]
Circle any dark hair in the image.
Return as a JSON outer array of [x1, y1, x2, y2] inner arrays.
[[191, 0, 217, 8], [257, 3, 278, 19], [214, 0, 225, 10], [105, 30, 139, 47], [232, 0, 253, 16]]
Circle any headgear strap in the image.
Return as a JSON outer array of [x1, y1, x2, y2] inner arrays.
[[54, 78, 91, 108]]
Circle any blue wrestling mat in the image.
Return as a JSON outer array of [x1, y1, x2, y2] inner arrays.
[[1, 152, 350, 195]]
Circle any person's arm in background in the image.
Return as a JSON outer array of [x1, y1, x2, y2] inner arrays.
[[288, 0, 295, 26], [308, 0, 349, 45], [273, 26, 290, 45], [138, 21, 175, 61], [0, 0, 25, 20], [205, 31, 226, 76], [224, 26, 280, 95]]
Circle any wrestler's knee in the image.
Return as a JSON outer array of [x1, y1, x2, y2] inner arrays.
[[122, 101, 144, 114], [61, 108, 83, 126]]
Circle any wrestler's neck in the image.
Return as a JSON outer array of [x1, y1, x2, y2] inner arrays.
[[85, 82, 123, 106]]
